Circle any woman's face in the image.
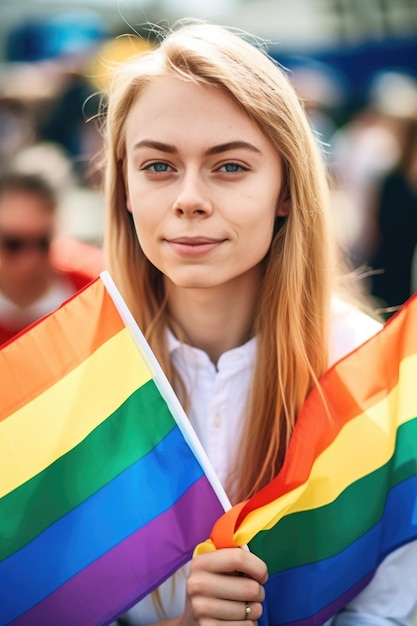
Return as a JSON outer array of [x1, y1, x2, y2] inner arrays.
[[124, 75, 287, 292]]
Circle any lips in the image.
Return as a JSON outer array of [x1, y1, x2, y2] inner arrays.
[[166, 236, 225, 257], [169, 235, 225, 244]]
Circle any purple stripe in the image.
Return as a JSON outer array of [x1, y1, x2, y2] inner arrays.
[[259, 573, 374, 626], [291, 572, 373, 626], [11, 476, 224, 626]]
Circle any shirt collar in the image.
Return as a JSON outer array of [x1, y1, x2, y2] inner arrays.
[[166, 327, 256, 371]]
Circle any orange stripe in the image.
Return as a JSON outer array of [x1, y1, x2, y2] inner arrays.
[[209, 500, 247, 550], [211, 294, 417, 544], [0, 278, 124, 421]]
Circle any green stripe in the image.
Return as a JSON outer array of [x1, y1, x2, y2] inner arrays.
[[249, 417, 417, 573], [0, 379, 175, 561]]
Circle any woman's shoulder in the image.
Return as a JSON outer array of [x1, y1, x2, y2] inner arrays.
[[328, 296, 383, 367]]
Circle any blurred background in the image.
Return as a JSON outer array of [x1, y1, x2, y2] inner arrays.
[[1, 0, 417, 314]]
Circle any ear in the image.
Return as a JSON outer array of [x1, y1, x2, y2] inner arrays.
[[276, 196, 290, 218]]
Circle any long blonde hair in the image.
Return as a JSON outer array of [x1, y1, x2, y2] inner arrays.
[[102, 21, 337, 502]]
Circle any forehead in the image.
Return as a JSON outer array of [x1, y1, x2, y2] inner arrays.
[[124, 75, 273, 152], [0, 190, 54, 231]]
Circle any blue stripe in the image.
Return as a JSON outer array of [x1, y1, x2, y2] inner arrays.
[[0, 426, 204, 623], [261, 474, 417, 625]]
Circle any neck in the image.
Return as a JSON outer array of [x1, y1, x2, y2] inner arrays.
[[165, 267, 262, 364]]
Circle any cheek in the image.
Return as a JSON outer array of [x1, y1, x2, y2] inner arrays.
[[130, 212, 159, 262], [127, 176, 163, 222], [124, 164, 142, 214], [241, 222, 276, 264], [238, 199, 277, 239], [130, 213, 149, 246], [124, 172, 134, 214], [244, 207, 277, 256]]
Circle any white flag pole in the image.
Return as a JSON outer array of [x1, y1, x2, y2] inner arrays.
[[100, 270, 232, 514]]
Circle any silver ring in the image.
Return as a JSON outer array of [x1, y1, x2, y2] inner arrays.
[[244, 602, 251, 620]]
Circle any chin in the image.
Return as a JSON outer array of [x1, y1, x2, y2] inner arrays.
[[164, 269, 219, 290], [166, 276, 220, 291]]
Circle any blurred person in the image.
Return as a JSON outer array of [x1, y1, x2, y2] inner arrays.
[[34, 11, 107, 183], [330, 70, 417, 270], [0, 171, 100, 346], [100, 21, 417, 625], [3, 10, 108, 186], [370, 115, 417, 316], [39, 68, 97, 182], [0, 59, 68, 170], [330, 105, 401, 268], [10, 140, 106, 247]]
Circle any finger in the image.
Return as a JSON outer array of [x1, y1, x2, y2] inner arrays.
[[188, 570, 265, 604], [243, 601, 262, 623], [191, 548, 268, 584], [191, 597, 263, 622]]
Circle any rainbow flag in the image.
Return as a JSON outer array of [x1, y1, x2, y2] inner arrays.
[[0, 272, 229, 626], [197, 294, 417, 625]]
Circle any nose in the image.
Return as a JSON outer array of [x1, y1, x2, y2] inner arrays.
[[172, 171, 212, 217]]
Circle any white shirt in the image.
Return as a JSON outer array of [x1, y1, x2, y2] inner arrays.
[[121, 298, 417, 625]]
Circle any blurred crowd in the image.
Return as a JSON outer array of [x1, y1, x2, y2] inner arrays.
[[327, 71, 417, 316], [1, 8, 417, 344]]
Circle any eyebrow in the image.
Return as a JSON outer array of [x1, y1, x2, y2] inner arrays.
[[206, 141, 262, 156], [133, 140, 176, 153], [133, 139, 262, 156]]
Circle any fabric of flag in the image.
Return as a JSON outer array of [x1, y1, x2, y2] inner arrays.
[[0, 273, 227, 626], [196, 294, 417, 625]]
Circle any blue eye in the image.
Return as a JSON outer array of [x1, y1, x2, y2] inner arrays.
[[218, 162, 248, 173], [148, 162, 170, 172], [222, 163, 241, 173]]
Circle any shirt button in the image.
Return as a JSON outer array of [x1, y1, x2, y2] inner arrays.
[[214, 414, 222, 427]]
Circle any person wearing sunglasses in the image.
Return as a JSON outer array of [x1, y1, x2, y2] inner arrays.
[[0, 170, 99, 345]]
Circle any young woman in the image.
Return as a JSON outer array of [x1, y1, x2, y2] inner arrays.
[[101, 21, 417, 626]]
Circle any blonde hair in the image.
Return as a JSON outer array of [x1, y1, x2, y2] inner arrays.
[[102, 20, 337, 502]]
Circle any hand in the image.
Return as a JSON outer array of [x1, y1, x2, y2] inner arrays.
[[183, 547, 267, 625]]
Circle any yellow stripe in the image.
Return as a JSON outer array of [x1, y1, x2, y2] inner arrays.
[[234, 353, 417, 546], [0, 328, 152, 498]]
